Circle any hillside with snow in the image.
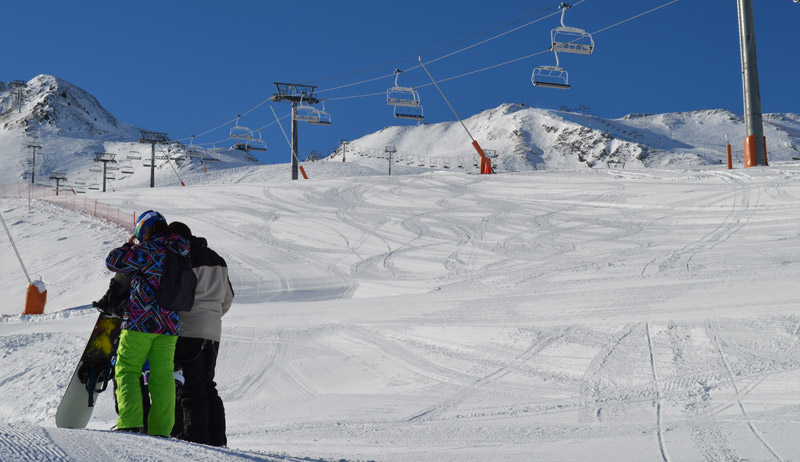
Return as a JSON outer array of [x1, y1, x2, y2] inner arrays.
[[330, 103, 800, 172], [3, 75, 800, 193], [0, 75, 259, 189], [2, 75, 800, 461]]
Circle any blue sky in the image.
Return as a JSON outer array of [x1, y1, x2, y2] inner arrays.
[[5, 0, 799, 162]]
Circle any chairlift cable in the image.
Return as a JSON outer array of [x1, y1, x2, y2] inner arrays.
[[306, 3, 558, 87], [182, 0, 677, 142], [174, 97, 270, 143], [401, 4, 572, 72], [331, 0, 678, 97], [316, 3, 573, 96], [588, 0, 679, 35], [182, 3, 568, 141]]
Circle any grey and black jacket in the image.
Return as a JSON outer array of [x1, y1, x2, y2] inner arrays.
[[180, 236, 234, 342]]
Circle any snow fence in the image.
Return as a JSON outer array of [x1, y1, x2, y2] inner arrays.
[[1, 183, 136, 233]]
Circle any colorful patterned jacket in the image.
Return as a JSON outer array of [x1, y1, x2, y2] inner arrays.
[[105, 233, 190, 335]]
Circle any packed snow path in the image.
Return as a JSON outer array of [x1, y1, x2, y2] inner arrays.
[[1, 165, 799, 461]]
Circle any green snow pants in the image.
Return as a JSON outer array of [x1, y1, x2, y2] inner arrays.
[[115, 330, 178, 436]]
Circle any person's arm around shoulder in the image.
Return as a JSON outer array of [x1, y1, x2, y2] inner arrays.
[[106, 235, 145, 273]]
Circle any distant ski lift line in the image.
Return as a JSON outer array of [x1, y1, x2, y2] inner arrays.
[[180, 0, 688, 143]]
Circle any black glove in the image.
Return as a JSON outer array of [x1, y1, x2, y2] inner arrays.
[[93, 278, 129, 317]]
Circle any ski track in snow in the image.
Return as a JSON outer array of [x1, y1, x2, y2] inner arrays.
[[707, 321, 785, 462], [646, 322, 671, 462], [4, 167, 800, 460]]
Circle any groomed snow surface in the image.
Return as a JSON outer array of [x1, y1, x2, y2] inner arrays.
[[2, 161, 800, 461]]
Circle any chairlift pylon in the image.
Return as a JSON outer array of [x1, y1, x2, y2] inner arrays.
[[532, 52, 570, 90], [551, 2, 594, 55]]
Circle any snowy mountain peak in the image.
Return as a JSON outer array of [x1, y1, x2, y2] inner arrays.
[[1, 75, 140, 140]]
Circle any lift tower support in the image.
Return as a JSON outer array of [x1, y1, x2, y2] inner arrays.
[[94, 153, 117, 193], [737, 0, 767, 167], [270, 83, 319, 180], [49, 173, 68, 196], [139, 131, 169, 187], [26, 142, 43, 184]]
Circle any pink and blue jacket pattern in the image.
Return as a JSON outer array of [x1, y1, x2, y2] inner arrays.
[[105, 233, 190, 335]]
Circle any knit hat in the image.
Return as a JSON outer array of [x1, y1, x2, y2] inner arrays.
[[134, 210, 166, 241]]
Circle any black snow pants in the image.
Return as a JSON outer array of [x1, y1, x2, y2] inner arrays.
[[172, 337, 227, 447]]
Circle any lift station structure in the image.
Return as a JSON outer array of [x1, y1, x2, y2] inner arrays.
[[270, 83, 320, 180]]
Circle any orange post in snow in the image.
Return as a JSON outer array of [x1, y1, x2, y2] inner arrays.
[[299, 166, 309, 179], [471, 140, 492, 175], [0, 211, 47, 315], [726, 143, 733, 170], [23, 282, 47, 315], [744, 135, 768, 168]]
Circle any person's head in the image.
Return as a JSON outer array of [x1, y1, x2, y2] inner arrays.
[[168, 221, 192, 239], [134, 210, 167, 242]]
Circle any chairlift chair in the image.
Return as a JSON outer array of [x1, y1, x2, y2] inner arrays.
[[247, 130, 268, 151], [394, 104, 424, 121], [551, 3, 594, 55], [532, 52, 570, 89], [230, 115, 253, 140], [308, 100, 332, 126], [294, 103, 321, 123], [386, 69, 422, 108]]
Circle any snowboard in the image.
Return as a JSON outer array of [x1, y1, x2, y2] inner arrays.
[[55, 312, 122, 429]]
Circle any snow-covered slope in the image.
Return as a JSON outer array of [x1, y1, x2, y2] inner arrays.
[[329, 104, 800, 171], [3, 162, 800, 461]]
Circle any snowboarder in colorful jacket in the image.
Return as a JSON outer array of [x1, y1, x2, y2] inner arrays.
[[105, 210, 189, 436]]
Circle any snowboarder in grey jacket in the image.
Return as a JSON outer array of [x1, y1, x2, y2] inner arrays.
[[168, 221, 234, 446]]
